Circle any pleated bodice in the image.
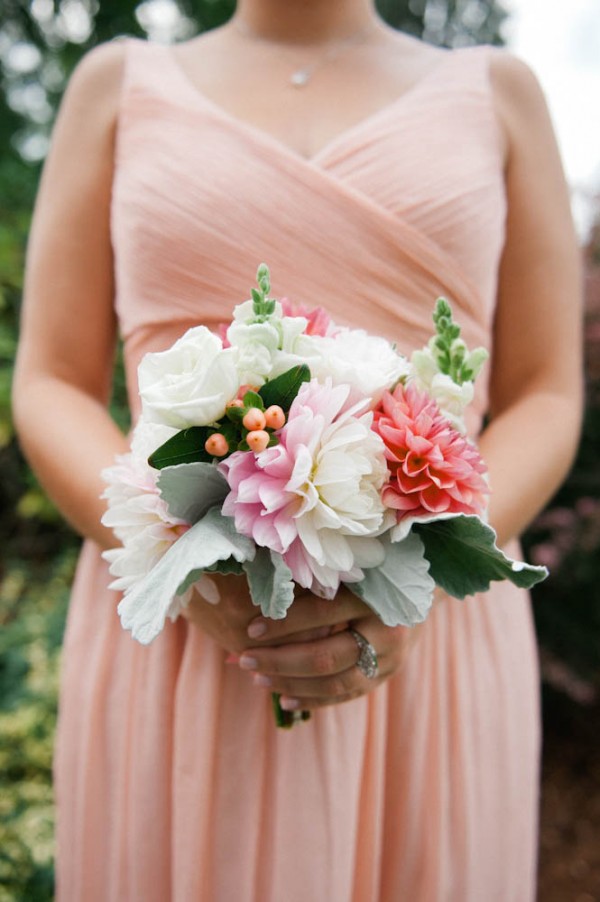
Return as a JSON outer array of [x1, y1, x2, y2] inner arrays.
[[111, 39, 506, 426]]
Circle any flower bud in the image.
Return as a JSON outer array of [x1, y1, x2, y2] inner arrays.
[[264, 405, 286, 430], [204, 433, 229, 457], [246, 430, 270, 453], [238, 384, 260, 399], [243, 407, 267, 431], [467, 347, 489, 379]]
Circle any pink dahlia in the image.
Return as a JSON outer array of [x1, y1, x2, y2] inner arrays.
[[219, 379, 389, 597], [373, 382, 489, 529]]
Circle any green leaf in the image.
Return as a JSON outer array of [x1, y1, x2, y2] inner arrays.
[[414, 514, 549, 598], [148, 427, 212, 469], [225, 404, 245, 422], [205, 558, 244, 576], [259, 364, 311, 411], [241, 390, 263, 409], [348, 533, 436, 626], [219, 422, 238, 445], [157, 462, 228, 523], [117, 508, 255, 645], [243, 547, 295, 619]]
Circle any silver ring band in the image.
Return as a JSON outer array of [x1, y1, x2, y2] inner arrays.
[[348, 628, 379, 680]]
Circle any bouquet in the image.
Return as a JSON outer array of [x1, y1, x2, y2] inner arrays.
[[102, 265, 547, 724]]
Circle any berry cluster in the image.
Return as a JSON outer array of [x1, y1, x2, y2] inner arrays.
[[204, 386, 286, 458]]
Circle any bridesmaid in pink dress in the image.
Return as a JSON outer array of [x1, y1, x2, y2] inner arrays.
[[13, 1, 582, 899]]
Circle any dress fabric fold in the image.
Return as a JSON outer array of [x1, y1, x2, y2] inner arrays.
[[54, 38, 540, 902]]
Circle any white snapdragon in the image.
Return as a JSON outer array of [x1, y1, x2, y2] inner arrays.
[[226, 299, 309, 385], [410, 346, 476, 432]]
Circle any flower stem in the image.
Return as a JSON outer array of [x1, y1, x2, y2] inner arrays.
[[271, 692, 311, 729]]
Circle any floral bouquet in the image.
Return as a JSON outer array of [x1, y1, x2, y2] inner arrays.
[[102, 265, 547, 725]]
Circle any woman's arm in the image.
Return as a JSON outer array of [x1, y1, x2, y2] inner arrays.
[[12, 41, 356, 654], [480, 50, 584, 545], [13, 42, 128, 550]]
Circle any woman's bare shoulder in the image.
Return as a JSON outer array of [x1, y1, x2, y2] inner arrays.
[[486, 47, 555, 162], [58, 39, 127, 133]]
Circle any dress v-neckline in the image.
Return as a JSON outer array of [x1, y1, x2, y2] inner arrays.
[[161, 43, 461, 166]]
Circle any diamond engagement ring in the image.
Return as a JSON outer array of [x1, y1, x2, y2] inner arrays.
[[349, 628, 379, 680]]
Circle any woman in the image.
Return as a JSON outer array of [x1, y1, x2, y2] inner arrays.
[[13, 0, 582, 899]]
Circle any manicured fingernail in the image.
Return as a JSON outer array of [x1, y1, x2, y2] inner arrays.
[[247, 620, 267, 639], [253, 673, 272, 687], [279, 697, 300, 711], [198, 575, 220, 605], [239, 655, 258, 670], [225, 653, 239, 664]]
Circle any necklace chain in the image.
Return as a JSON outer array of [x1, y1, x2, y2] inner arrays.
[[231, 21, 377, 88]]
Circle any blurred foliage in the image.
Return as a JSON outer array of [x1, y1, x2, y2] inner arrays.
[[0, 547, 75, 900], [522, 216, 600, 691]]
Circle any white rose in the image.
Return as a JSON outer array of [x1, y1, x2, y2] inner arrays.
[[271, 329, 409, 403], [138, 327, 239, 429]]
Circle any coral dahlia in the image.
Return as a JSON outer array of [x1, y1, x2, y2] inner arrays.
[[373, 382, 489, 534]]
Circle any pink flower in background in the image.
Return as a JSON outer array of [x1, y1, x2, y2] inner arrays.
[[217, 322, 230, 347], [279, 298, 333, 337], [373, 382, 489, 524], [220, 379, 389, 596]]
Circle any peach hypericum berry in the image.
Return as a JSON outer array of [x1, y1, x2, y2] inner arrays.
[[242, 407, 267, 431], [264, 405, 286, 430], [204, 433, 229, 457], [246, 430, 270, 453]]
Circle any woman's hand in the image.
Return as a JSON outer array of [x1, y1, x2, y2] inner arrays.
[[180, 574, 361, 654], [236, 587, 425, 712], [183, 578, 424, 710]]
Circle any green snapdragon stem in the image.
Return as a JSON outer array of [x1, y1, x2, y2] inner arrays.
[[272, 693, 311, 729]]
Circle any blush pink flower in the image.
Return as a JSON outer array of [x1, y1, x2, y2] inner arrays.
[[217, 322, 231, 348], [279, 298, 333, 337], [373, 382, 489, 530], [219, 379, 389, 597]]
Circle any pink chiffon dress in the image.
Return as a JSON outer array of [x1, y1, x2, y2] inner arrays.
[[54, 38, 541, 901]]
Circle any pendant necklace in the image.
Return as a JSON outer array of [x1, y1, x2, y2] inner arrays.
[[232, 21, 377, 89]]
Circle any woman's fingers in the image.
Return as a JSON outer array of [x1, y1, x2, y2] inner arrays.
[[239, 629, 361, 679], [238, 617, 425, 709], [245, 589, 369, 644], [245, 631, 382, 709]]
